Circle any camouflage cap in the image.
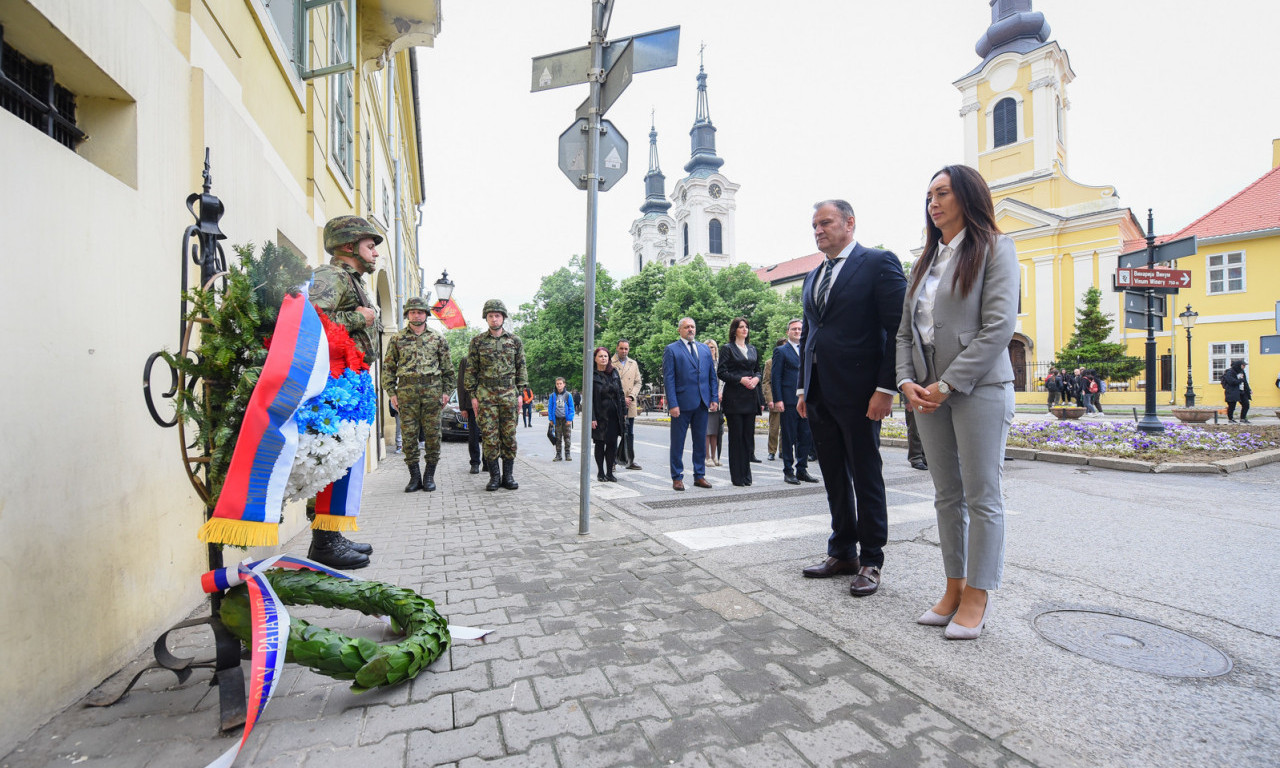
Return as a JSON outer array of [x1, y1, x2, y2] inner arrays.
[[482, 298, 509, 318], [323, 215, 383, 254], [403, 297, 431, 317]]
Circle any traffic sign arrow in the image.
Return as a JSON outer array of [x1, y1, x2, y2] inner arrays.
[[532, 26, 679, 92]]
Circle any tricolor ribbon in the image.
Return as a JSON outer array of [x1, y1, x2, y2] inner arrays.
[[311, 450, 365, 532], [198, 292, 330, 547], [200, 555, 344, 768]]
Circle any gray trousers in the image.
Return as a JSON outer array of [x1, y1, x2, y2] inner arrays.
[[915, 361, 1014, 590]]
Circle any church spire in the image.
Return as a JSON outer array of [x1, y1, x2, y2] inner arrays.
[[640, 112, 671, 215], [684, 45, 724, 175], [974, 0, 1050, 63]]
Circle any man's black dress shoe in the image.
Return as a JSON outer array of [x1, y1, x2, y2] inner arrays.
[[802, 556, 860, 578], [796, 470, 819, 483], [910, 460, 928, 470], [749, 456, 762, 463], [784, 471, 800, 485], [849, 565, 882, 596]]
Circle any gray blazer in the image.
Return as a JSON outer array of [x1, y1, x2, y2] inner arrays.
[[895, 234, 1019, 394]]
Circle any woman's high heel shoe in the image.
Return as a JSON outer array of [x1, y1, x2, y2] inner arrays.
[[944, 595, 993, 640], [917, 608, 956, 626]]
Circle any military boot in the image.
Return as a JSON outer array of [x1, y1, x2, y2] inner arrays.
[[307, 529, 370, 570], [339, 535, 373, 555], [404, 462, 422, 492], [501, 458, 519, 490], [422, 462, 437, 492], [485, 461, 502, 491]]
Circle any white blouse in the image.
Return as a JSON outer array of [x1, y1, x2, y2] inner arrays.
[[914, 228, 965, 347]]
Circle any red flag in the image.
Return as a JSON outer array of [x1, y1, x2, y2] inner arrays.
[[431, 298, 466, 329]]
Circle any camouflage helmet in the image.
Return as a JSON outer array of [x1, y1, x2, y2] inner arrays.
[[482, 298, 509, 318], [323, 215, 383, 254], [403, 297, 431, 317]]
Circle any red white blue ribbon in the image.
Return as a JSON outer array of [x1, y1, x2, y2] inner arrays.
[[198, 292, 329, 547], [201, 556, 353, 768]]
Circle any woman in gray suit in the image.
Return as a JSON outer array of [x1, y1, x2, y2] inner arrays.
[[896, 164, 1019, 640]]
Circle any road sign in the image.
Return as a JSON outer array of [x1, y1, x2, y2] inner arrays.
[[558, 118, 628, 191], [1117, 235, 1197, 268], [1125, 311, 1163, 332], [1116, 267, 1191, 289], [1124, 292, 1165, 316], [576, 39, 633, 119], [531, 26, 680, 92]]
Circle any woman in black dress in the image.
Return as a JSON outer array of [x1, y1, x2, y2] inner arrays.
[[717, 317, 764, 486], [590, 346, 626, 481]]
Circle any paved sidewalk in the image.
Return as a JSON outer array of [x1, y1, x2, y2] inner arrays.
[[2, 443, 1056, 768]]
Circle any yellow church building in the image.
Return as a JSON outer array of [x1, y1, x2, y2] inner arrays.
[[938, 0, 1147, 402], [946, 0, 1277, 410]]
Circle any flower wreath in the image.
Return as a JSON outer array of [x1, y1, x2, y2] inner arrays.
[[280, 308, 377, 502], [218, 568, 450, 692]]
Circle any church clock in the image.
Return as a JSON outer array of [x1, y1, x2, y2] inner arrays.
[[709, 183, 722, 199]]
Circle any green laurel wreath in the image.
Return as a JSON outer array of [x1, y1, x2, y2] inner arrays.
[[219, 569, 451, 693]]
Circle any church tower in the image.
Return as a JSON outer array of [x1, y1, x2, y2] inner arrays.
[[955, 0, 1072, 182], [629, 117, 677, 271], [939, 0, 1144, 394], [669, 56, 739, 271]]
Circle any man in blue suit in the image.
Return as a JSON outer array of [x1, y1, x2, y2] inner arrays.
[[797, 200, 906, 597], [662, 316, 719, 491], [771, 318, 817, 486]]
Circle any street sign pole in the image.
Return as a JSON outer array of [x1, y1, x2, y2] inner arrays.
[[1137, 209, 1164, 434], [577, 0, 610, 536]]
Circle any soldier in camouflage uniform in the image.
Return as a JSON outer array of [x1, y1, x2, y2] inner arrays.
[[306, 215, 382, 569], [383, 297, 454, 493], [464, 299, 528, 491]]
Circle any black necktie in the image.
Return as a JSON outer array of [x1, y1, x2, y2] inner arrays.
[[686, 341, 697, 360], [815, 257, 843, 316]]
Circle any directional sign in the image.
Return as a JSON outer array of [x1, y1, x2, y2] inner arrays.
[[1117, 235, 1197, 268], [1116, 267, 1192, 289], [1261, 334, 1280, 355], [1125, 311, 1163, 332], [531, 26, 679, 92], [558, 118, 628, 191], [1124, 292, 1165, 317], [577, 39, 633, 120]]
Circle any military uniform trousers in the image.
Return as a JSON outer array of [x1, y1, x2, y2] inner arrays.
[[398, 378, 445, 466], [477, 385, 519, 460]]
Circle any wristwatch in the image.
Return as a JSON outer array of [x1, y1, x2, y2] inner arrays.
[[937, 380, 952, 395]]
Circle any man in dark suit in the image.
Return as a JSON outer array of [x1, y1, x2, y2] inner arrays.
[[771, 318, 817, 485], [797, 199, 907, 596], [662, 317, 719, 491]]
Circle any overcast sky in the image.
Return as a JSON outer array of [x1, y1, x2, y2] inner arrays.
[[414, 0, 1280, 320]]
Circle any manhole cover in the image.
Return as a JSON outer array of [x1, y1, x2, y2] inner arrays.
[[1033, 610, 1232, 678]]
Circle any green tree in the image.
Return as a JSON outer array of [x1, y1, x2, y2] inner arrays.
[[514, 255, 618, 393], [600, 260, 667, 391], [442, 326, 474, 372], [1053, 286, 1143, 380]]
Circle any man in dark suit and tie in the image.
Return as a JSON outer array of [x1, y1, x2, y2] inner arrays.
[[797, 200, 907, 596], [662, 317, 719, 491], [771, 318, 817, 486]]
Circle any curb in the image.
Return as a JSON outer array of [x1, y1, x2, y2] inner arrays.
[[880, 437, 1280, 475]]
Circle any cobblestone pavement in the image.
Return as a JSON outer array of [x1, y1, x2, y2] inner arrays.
[[1, 439, 1059, 768]]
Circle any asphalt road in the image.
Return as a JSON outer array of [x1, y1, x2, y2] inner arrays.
[[519, 418, 1280, 767]]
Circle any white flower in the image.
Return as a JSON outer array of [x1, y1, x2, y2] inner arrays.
[[285, 420, 373, 501]]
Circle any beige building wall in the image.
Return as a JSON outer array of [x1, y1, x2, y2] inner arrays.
[[0, 0, 435, 752]]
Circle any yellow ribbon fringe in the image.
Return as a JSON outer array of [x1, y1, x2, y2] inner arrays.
[[197, 518, 280, 548], [310, 514, 358, 532]]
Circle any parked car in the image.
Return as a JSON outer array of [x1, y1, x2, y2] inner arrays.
[[440, 391, 469, 441]]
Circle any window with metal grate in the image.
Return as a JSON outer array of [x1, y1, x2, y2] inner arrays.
[[0, 25, 85, 151]]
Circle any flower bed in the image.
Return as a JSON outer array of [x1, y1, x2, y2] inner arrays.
[[1007, 420, 1278, 460]]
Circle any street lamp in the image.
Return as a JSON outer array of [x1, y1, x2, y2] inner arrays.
[[1179, 304, 1198, 406], [433, 270, 454, 303]]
